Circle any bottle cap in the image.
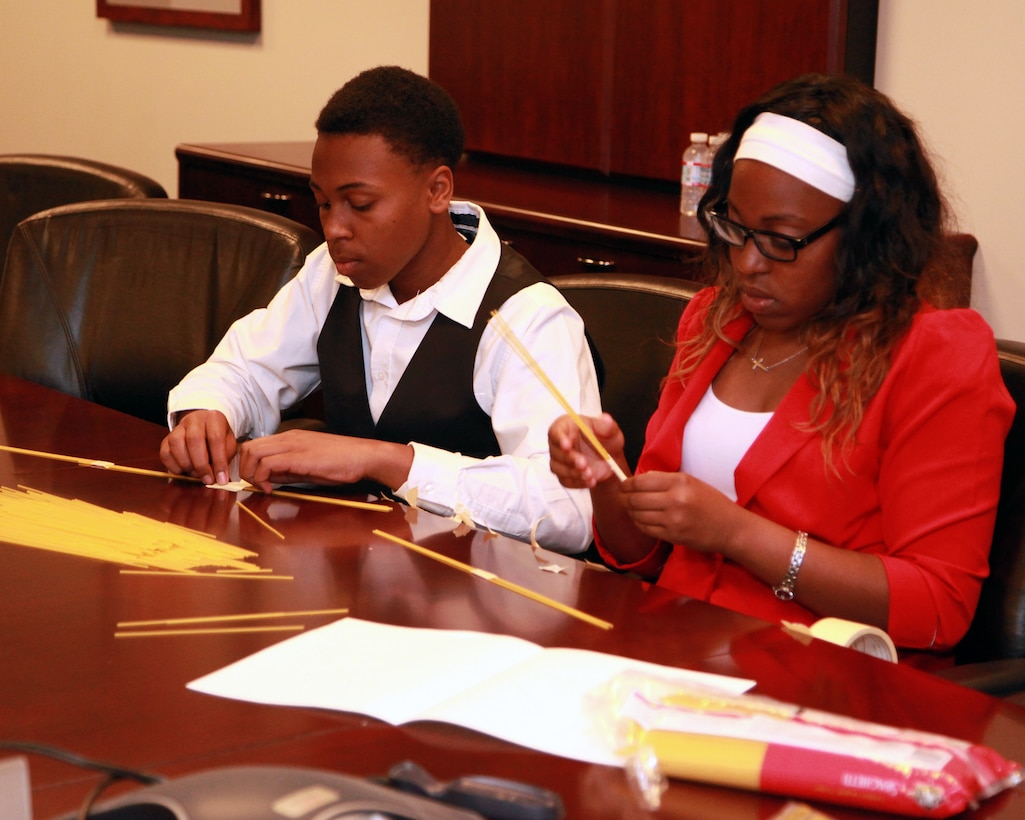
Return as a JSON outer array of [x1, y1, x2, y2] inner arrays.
[[690, 132, 709, 142]]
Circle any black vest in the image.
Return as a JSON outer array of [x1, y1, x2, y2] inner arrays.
[[316, 244, 548, 459]]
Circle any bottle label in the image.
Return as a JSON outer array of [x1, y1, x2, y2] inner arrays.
[[681, 160, 711, 187]]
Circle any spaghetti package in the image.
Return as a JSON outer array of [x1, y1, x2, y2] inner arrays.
[[594, 672, 1021, 816]]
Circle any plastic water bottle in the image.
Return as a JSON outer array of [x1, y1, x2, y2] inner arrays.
[[679, 132, 711, 216]]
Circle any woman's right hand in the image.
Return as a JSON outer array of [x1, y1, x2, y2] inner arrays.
[[548, 413, 627, 488]]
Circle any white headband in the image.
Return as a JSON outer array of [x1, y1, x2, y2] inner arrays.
[[735, 112, 855, 202]]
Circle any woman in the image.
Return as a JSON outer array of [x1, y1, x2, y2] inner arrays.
[[548, 74, 1014, 652]]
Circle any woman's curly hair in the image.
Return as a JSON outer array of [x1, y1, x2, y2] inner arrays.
[[678, 73, 950, 468]]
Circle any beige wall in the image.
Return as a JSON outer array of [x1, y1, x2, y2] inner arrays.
[[875, 0, 1025, 342], [0, 1, 429, 194], [1, 0, 1023, 339]]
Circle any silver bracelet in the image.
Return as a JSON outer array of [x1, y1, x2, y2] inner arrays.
[[773, 530, 808, 601]]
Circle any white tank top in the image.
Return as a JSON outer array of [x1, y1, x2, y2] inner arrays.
[[681, 386, 772, 501]]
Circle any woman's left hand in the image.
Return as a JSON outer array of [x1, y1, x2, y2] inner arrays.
[[620, 470, 741, 552]]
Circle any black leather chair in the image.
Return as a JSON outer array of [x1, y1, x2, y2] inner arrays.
[[0, 154, 168, 264], [934, 339, 1025, 699], [548, 273, 704, 470], [0, 199, 322, 426]]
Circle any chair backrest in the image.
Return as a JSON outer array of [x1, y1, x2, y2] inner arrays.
[[955, 339, 1025, 663], [548, 273, 702, 470], [918, 232, 978, 309], [0, 154, 168, 264], [0, 198, 322, 425]]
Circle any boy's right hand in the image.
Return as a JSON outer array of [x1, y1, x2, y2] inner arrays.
[[159, 409, 237, 486], [548, 412, 626, 489]]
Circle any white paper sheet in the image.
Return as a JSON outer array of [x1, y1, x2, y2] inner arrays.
[[188, 618, 755, 767]]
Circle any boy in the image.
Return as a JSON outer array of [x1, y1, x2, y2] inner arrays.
[[159, 66, 600, 554]]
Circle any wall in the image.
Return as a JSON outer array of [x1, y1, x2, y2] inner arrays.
[[1, 0, 1023, 340], [875, 0, 1025, 342], [0, 0, 429, 195]]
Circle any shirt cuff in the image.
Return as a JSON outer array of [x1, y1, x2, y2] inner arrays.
[[595, 532, 672, 578], [167, 393, 246, 438], [396, 441, 467, 515], [398, 442, 593, 554]]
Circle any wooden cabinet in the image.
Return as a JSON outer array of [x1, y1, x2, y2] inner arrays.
[[429, 0, 878, 182], [177, 3, 876, 282], [176, 142, 321, 234], [451, 155, 708, 279], [177, 3, 879, 284], [176, 142, 710, 280]]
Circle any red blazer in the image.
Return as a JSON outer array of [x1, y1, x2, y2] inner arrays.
[[597, 288, 1014, 651]]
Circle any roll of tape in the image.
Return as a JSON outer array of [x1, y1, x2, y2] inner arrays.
[[809, 617, 898, 663]]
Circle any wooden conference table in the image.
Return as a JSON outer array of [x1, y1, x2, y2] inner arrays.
[[2, 372, 1024, 819]]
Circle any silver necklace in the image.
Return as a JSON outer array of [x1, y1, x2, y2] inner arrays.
[[749, 330, 808, 372]]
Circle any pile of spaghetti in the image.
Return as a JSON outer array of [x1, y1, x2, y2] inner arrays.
[[0, 485, 262, 573]]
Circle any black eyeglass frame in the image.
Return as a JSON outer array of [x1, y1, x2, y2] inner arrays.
[[704, 204, 845, 262]]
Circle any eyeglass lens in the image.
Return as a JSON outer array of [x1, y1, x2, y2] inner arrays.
[[709, 212, 798, 262]]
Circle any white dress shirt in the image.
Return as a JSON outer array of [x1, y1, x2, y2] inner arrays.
[[168, 202, 600, 553]]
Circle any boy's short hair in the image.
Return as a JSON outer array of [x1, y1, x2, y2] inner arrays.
[[316, 65, 465, 170]]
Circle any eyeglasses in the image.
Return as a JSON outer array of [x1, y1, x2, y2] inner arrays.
[[704, 204, 844, 262]]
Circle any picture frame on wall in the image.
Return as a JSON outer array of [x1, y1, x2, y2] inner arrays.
[[96, 0, 261, 33]]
